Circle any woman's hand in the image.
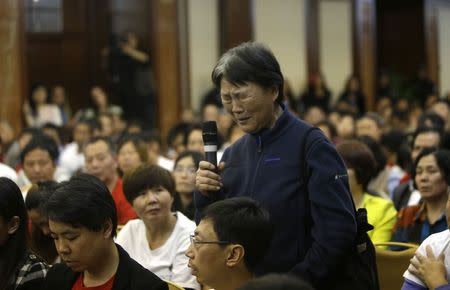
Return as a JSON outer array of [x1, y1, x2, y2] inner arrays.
[[409, 245, 447, 289], [195, 161, 225, 196]]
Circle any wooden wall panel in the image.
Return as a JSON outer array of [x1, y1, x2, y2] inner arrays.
[[0, 0, 26, 132], [219, 0, 252, 53], [305, 0, 320, 76]]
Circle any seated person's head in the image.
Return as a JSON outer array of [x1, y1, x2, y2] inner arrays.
[[123, 164, 175, 224], [117, 135, 148, 176], [84, 137, 118, 183], [237, 274, 314, 290], [186, 197, 273, 289], [21, 133, 59, 184], [46, 173, 117, 272]]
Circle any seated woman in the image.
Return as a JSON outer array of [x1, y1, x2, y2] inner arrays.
[[336, 140, 397, 244], [391, 148, 449, 245], [117, 135, 148, 176], [116, 164, 199, 290], [25, 181, 60, 264], [172, 150, 204, 220], [401, 150, 450, 290], [0, 177, 48, 290]]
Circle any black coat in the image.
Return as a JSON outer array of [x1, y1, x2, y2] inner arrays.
[[42, 244, 168, 290]]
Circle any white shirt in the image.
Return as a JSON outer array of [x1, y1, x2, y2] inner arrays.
[[115, 212, 199, 289], [404, 229, 450, 286], [59, 142, 85, 176], [158, 156, 174, 172], [0, 162, 18, 183]]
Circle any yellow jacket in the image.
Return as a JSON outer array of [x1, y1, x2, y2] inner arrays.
[[362, 193, 397, 245]]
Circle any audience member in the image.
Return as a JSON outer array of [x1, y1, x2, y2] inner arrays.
[[338, 75, 366, 114], [430, 100, 450, 130], [186, 197, 273, 290], [43, 174, 168, 290], [84, 137, 136, 225], [23, 84, 62, 128], [166, 122, 190, 160], [172, 151, 204, 220], [51, 85, 72, 125], [336, 112, 356, 140], [3, 128, 40, 169], [417, 112, 445, 132], [25, 181, 60, 264], [336, 140, 397, 245], [196, 42, 363, 289], [0, 177, 48, 290], [298, 73, 331, 113], [315, 120, 337, 143], [117, 135, 148, 176], [117, 164, 199, 289], [141, 131, 174, 171], [356, 112, 385, 142], [302, 106, 327, 126], [391, 149, 450, 245], [185, 124, 204, 154], [0, 161, 18, 183]]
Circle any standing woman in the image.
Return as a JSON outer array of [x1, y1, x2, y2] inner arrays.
[[172, 151, 204, 220], [0, 177, 48, 290]]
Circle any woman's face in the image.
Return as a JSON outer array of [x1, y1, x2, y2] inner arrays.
[[173, 156, 197, 194], [118, 142, 143, 174], [415, 154, 448, 201], [132, 187, 174, 224]]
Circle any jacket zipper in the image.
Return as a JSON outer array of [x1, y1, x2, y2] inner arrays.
[[250, 135, 263, 197]]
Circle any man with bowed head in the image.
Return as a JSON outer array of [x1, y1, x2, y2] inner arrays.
[[195, 42, 360, 289]]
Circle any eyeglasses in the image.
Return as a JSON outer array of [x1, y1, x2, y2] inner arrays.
[[189, 235, 231, 247], [174, 167, 197, 175]]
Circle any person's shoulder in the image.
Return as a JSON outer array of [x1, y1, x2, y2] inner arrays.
[[174, 211, 196, 233], [0, 162, 18, 181], [364, 194, 395, 209], [421, 229, 450, 248], [119, 219, 145, 234]]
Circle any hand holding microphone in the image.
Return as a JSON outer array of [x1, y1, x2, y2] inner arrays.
[[195, 121, 225, 196]]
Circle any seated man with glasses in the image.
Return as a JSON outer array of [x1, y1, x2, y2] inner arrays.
[[186, 197, 273, 290]]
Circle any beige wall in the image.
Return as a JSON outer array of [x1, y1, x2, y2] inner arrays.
[[319, 0, 352, 103], [188, 0, 219, 113], [252, 0, 307, 97], [438, 5, 450, 96]]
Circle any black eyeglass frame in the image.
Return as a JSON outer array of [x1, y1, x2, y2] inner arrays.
[[189, 234, 231, 247]]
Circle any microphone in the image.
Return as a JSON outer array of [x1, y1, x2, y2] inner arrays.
[[202, 121, 218, 171]]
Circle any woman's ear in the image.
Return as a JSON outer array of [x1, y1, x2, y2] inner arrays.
[[226, 244, 245, 268], [8, 216, 20, 235]]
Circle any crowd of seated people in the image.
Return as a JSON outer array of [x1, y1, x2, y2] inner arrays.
[[1, 48, 450, 289]]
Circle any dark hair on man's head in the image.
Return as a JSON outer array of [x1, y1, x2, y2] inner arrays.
[[123, 164, 175, 204], [412, 126, 443, 148], [414, 148, 450, 186], [167, 122, 190, 148], [20, 133, 59, 164], [237, 274, 314, 290], [212, 42, 285, 104], [315, 120, 337, 140], [184, 123, 203, 146], [174, 150, 204, 170], [46, 174, 117, 237], [74, 119, 94, 134], [19, 127, 41, 139], [25, 181, 60, 211], [336, 140, 377, 191], [357, 135, 387, 175], [201, 197, 273, 273], [85, 136, 116, 156], [417, 112, 445, 132], [0, 177, 29, 289], [359, 112, 385, 128]]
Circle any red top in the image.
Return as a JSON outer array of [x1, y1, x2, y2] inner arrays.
[[72, 274, 115, 290], [112, 177, 137, 225]]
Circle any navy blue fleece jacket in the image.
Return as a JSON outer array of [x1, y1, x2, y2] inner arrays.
[[195, 105, 357, 284]]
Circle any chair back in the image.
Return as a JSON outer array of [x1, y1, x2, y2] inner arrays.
[[374, 242, 418, 290], [166, 281, 185, 290]]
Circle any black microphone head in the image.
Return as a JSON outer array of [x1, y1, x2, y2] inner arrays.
[[202, 121, 218, 144]]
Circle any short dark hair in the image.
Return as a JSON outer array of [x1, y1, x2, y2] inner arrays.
[[201, 197, 273, 273], [212, 42, 284, 104], [359, 112, 385, 128], [85, 136, 116, 156], [20, 133, 59, 163], [174, 150, 204, 170], [237, 274, 314, 290], [123, 164, 176, 204], [412, 126, 442, 148], [184, 123, 202, 146], [117, 134, 148, 163], [336, 140, 377, 191], [25, 181, 60, 211], [417, 112, 445, 131], [46, 174, 117, 237], [414, 148, 450, 186]]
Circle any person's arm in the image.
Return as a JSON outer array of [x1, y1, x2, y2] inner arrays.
[[401, 278, 428, 290], [291, 135, 357, 283], [369, 200, 397, 245], [121, 45, 149, 63]]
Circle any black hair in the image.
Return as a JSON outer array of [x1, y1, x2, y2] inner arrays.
[[359, 112, 385, 128], [0, 177, 29, 290], [237, 274, 314, 290], [417, 112, 445, 132], [42, 122, 63, 145], [412, 126, 443, 148], [74, 119, 94, 135], [212, 42, 284, 104], [357, 135, 387, 175], [174, 150, 204, 171], [18, 127, 41, 140], [85, 136, 116, 156], [46, 174, 118, 237], [184, 123, 203, 146], [315, 120, 337, 140], [167, 122, 191, 148], [123, 164, 176, 204], [201, 197, 273, 273], [25, 181, 60, 211], [20, 133, 59, 164], [29, 84, 49, 117]]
